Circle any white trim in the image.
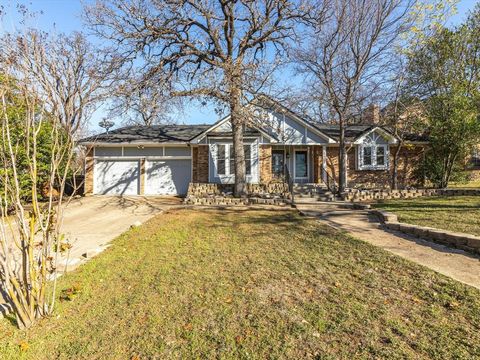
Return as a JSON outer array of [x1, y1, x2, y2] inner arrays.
[[293, 149, 309, 181], [354, 127, 398, 145], [80, 142, 192, 147], [357, 144, 389, 170], [210, 141, 258, 184], [262, 98, 336, 143], [94, 156, 192, 160], [190, 113, 278, 144], [322, 146, 327, 183], [204, 136, 261, 140], [190, 146, 193, 181]]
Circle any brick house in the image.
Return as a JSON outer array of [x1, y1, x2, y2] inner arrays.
[[79, 97, 427, 196]]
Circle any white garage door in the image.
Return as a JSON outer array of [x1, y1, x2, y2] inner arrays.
[[94, 160, 140, 195], [145, 159, 191, 195]]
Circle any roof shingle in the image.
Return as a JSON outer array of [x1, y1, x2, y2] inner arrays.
[[79, 124, 211, 144]]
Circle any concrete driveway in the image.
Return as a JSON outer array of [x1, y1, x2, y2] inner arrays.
[[58, 196, 183, 269], [1, 196, 182, 316]]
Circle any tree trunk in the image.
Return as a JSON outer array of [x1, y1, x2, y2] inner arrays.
[[338, 119, 347, 193], [443, 153, 458, 188], [392, 142, 402, 190], [230, 95, 246, 197]]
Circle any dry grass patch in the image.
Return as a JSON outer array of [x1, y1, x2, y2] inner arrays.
[[0, 208, 479, 359]]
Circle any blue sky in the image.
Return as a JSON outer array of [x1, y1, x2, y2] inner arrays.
[[0, 0, 478, 132]]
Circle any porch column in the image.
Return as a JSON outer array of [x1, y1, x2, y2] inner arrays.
[[322, 145, 327, 183]]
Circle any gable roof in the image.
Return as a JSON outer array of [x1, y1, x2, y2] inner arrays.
[[253, 95, 336, 143], [78, 98, 429, 146], [189, 113, 279, 144], [78, 124, 210, 145]]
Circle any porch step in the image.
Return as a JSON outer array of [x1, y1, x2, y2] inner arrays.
[[291, 183, 341, 203], [293, 183, 327, 191]]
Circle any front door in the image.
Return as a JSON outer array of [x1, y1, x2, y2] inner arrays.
[[294, 150, 308, 181]]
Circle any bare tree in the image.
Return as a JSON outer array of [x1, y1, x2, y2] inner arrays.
[[293, 0, 416, 193], [382, 81, 426, 189], [85, 0, 308, 196], [0, 30, 109, 136], [110, 74, 182, 126], [0, 73, 76, 329], [0, 24, 107, 328]]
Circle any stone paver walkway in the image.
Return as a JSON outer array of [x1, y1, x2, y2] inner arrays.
[[296, 203, 480, 290]]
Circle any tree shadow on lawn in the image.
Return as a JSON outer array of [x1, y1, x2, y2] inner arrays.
[[184, 207, 336, 237]]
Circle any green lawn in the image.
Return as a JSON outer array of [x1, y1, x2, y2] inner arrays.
[[374, 196, 480, 236], [1, 209, 479, 359]]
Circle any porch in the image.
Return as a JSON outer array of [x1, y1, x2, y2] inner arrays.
[[261, 145, 329, 185]]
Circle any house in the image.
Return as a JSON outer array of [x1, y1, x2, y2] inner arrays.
[[464, 144, 480, 181], [79, 97, 428, 196]]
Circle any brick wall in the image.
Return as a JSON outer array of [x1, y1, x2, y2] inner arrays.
[[325, 147, 340, 183], [84, 147, 94, 195], [312, 146, 322, 183], [192, 145, 209, 182], [324, 145, 425, 189], [259, 145, 272, 183]]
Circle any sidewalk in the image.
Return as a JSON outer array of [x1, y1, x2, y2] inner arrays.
[[296, 203, 480, 289]]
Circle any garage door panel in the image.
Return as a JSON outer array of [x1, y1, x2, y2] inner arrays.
[[145, 160, 191, 195], [94, 160, 139, 195]]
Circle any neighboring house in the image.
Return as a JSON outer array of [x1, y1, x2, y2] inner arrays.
[[79, 97, 428, 196], [464, 144, 480, 181]]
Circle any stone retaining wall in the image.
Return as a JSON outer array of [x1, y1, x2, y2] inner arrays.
[[371, 209, 480, 256], [185, 182, 292, 206], [184, 196, 291, 206], [187, 182, 290, 197], [344, 188, 480, 202]]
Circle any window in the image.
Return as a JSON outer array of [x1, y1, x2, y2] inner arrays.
[[376, 146, 385, 166], [363, 147, 372, 166], [357, 132, 390, 170], [229, 146, 234, 175], [216, 143, 252, 176], [272, 150, 285, 177], [472, 147, 480, 168], [244, 145, 251, 175], [217, 144, 226, 175], [358, 144, 389, 170]]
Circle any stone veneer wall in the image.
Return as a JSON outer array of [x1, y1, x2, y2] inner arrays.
[[192, 145, 209, 183], [84, 147, 94, 195], [343, 188, 480, 202]]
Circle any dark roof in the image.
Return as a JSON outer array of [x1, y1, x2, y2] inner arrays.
[[79, 124, 211, 144], [312, 123, 429, 142]]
